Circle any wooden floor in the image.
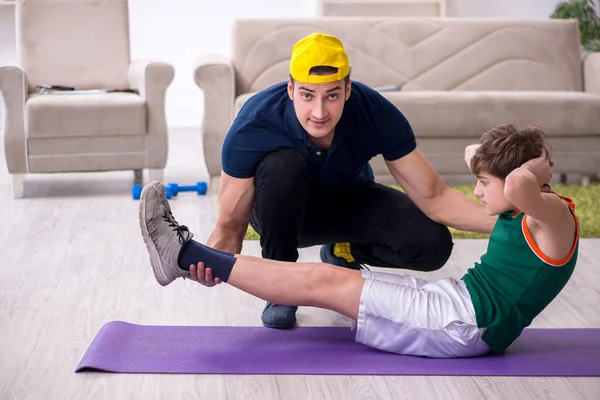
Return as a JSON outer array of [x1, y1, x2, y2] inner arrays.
[[0, 129, 599, 399]]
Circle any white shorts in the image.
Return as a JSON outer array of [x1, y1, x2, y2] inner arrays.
[[354, 270, 490, 358]]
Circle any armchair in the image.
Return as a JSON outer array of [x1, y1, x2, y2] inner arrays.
[[0, 0, 174, 198]]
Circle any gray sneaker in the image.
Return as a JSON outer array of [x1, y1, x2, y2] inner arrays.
[[139, 181, 194, 286], [261, 302, 298, 329]]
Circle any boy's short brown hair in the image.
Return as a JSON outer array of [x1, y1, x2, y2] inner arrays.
[[471, 124, 551, 179]]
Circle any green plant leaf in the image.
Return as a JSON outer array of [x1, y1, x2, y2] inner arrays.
[[551, 0, 600, 49]]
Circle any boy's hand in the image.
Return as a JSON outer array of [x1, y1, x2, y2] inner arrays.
[[521, 150, 553, 187], [189, 262, 222, 287], [464, 144, 481, 170]]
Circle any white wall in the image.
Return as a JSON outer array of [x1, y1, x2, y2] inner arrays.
[[0, 0, 568, 129], [0, 5, 16, 131], [127, 0, 321, 128], [0, 6, 16, 66]]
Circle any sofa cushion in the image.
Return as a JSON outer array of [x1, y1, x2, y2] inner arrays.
[[382, 91, 600, 138], [26, 93, 146, 138], [236, 90, 600, 138]]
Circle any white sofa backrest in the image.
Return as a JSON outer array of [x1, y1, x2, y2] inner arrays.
[[232, 18, 583, 95], [17, 0, 131, 93]]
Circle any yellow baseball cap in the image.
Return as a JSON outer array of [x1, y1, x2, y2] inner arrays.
[[289, 32, 350, 84]]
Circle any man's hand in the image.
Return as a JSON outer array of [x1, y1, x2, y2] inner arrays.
[[521, 150, 553, 188], [189, 262, 222, 287], [464, 144, 481, 171]]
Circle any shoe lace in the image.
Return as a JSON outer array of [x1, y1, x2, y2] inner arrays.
[[162, 210, 192, 244]]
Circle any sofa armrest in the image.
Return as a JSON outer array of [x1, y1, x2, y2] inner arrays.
[[0, 66, 28, 174], [128, 60, 175, 169], [583, 52, 600, 95], [193, 55, 235, 178]]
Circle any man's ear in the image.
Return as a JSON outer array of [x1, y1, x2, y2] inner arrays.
[[287, 78, 294, 100], [345, 79, 352, 101]]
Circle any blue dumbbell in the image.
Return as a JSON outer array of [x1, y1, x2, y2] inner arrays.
[[132, 184, 142, 200], [132, 184, 172, 200], [167, 182, 208, 197]]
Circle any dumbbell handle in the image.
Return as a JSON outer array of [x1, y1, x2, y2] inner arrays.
[[178, 185, 197, 191], [167, 182, 208, 196]]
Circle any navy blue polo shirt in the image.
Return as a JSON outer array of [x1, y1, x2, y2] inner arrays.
[[221, 81, 416, 190]]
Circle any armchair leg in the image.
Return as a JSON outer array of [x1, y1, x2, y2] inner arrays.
[[134, 169, 143, 185], [11, 174, 25, 198], [558, 173, 567, 184], [210, 175, 220, 194], [148, 169, 164, 183]]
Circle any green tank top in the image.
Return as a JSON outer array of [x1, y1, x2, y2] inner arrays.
[[462, 195, 579, 354]]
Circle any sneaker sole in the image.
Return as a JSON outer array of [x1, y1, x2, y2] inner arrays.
[[262, 321, 296, 329], [261, 304, 298, 329], [139, 182, 174, 287]]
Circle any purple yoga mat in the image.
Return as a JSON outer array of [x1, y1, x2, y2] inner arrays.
[[75, 321, 600, 376]]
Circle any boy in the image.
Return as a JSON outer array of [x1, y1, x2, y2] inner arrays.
[[138, 124, 579, 358]]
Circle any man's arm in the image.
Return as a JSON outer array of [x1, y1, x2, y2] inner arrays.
[[385, 148, 496, 234], [206, 171, 255, 253]]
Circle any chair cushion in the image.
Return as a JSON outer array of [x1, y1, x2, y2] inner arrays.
[[26, 93, 146, 138]]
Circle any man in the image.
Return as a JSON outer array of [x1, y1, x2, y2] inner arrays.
[[205, 32, 495, 329]]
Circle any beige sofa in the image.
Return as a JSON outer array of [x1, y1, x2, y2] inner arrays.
[[0, 0, 174, 198], [194, 17, 600, 186]]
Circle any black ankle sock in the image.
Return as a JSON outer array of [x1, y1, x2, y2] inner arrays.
[[177, 240, 237, 282]]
